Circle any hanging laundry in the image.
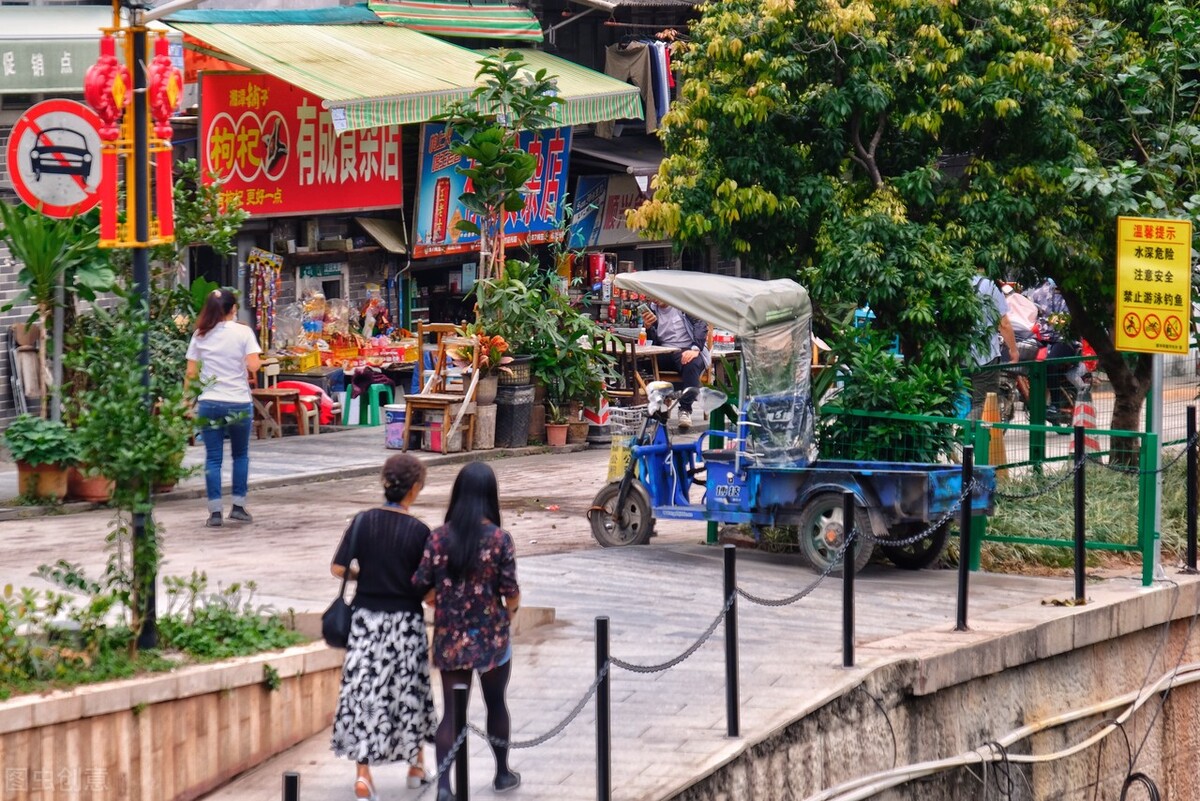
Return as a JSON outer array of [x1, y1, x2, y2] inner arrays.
[[596, 42, 659, 138], [650, 41, 670, 122]]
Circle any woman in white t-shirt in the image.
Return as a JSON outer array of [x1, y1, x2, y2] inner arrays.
[[185, 289, 262, 528]]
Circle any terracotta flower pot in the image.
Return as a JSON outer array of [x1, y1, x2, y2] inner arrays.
[[16, 461, 69, 501], [567, 420, 590, 445], [67, 467, 115, 504], [476, 374, 500, 406], [545, 423, 569, 447]]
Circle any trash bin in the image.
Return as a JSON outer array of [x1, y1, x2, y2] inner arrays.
[[494, 384, 535, 448]]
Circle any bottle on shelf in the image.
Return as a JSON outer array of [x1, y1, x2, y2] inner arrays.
[[601, 271, 613, 303]]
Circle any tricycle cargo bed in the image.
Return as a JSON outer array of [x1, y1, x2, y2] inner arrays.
[[744, 459, 995, 522]]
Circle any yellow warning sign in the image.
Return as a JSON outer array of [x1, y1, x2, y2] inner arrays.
[[1114, 216, 1193, 355]]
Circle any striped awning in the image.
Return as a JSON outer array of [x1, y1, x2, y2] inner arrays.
[[369, 1, 543, 43], [172, 20, 642, 131], [482, 49, 644, 128]]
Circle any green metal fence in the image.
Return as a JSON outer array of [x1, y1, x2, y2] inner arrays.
[[819, 406, 1163, 586]]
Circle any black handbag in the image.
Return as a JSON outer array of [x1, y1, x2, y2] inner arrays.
[[322, 516, 361, 649]]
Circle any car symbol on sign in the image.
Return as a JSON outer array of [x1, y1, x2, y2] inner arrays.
[[29, 127, 93, 181]]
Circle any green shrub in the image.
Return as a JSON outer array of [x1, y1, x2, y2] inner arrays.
[[2, 415, 80, 467]]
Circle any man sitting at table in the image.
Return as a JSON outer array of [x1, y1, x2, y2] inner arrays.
[[640, 301, 710, 431]]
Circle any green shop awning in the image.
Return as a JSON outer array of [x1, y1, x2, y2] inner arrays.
[[170, 18, 641, 131], [1, 7, 178, 94], [482, 48, 644, 128], [369, 1, 543, 43]]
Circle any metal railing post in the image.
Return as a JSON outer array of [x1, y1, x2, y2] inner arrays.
[[723, 544, 739, 736], [842, 490, 856, 667], [454, 684, 469, 801], [1074, 425, 1087, 603], [1187, 406, 1197, 573], [1029, 360, 1047, 470], [282, 772, 299, 801], [956, 445, 974, 631], [596, 617, 611, 801], [1140, 432, 1159, 587]]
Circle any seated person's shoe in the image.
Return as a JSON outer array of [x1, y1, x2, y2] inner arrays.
[[494, 771, 522, 793], [677, 411, 692, 431]]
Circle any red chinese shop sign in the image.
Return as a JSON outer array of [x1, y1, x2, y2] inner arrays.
[[200, 72, 401, 216]]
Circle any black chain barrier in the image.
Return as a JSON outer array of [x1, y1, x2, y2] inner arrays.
[[467, 662, 612, 749], [1085, 431, 1200, 477], [857, 481, 979, 547], [414, 725, 470, 800], [994, 457, 1084, 501], [609, 591, 737, 673], [737, 538, 849, 607]]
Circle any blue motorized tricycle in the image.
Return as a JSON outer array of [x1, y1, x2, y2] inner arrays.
[[587, 272, 995, 573]]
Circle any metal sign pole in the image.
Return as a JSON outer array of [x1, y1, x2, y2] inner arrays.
[[1152, 353, 1165, 580]]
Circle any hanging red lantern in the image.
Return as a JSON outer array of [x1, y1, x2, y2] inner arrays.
[[84, 34, 127, 242], [147, 35, 182, 238]]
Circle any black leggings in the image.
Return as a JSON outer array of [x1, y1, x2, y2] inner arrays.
[[436, 660, 512, 792]]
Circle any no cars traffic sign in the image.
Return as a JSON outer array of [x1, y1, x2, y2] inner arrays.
[[6, 99, 104, 218]]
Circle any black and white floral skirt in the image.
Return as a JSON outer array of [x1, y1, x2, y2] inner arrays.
[[331, 608, 437, 764]]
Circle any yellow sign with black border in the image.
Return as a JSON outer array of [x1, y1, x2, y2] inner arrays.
[[1114, 216, 1193, 355]]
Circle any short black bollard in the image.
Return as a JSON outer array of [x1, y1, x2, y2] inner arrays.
[[1074, 425, 1087, 602], [842, 490, 856, 668], [956, 445, 975, 632], [723, 544, 740, 737], [454, 684, 469, 801], [282, 771, 300, 801], [596, 616, 611, 801], [1187, 406, 1197, 573]]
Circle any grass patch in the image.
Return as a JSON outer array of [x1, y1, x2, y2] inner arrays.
[[982, 454, 1191, 572]]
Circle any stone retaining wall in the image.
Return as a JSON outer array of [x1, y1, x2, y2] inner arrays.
[[0, 642, 343, 801], [673, 581, 1200, 801]]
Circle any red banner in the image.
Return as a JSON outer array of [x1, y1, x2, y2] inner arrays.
[[200, 72, 402, 216]]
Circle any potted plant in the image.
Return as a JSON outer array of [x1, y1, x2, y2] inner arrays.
[[2, 414, 80, 500], [454, 325, 513, 405], [545, 400, 570, 447]]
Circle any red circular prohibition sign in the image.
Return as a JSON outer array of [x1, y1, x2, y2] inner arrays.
[[6, 99, 104, 218]]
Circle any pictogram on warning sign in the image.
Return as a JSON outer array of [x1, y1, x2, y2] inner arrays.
[[1123, 312, 1141, 338], [1165, 315, 1183, 342], [1143, 313, 1162, 340], [5, 99, 105, 219]]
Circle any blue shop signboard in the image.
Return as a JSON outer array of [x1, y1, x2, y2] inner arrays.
[[412, 122, 572, 258]]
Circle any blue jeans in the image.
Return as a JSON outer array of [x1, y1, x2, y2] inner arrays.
[[196, 400, 252, 513]]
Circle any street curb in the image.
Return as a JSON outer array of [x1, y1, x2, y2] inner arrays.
[[0, 443, 591, 522]]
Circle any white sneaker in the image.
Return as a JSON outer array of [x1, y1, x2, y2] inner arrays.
[[678, 411, 692, 431]]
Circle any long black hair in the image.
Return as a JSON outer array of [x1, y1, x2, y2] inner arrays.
[[443, 461, 502, 579], [195, 288, 238, 337]]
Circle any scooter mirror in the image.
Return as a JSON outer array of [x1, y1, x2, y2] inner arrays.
[[694, 387, 728, 415]]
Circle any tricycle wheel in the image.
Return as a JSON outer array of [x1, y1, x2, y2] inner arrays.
[[793, 492, 874, 575], [589, 481, 654, 547], [879, 521, 951, 570]]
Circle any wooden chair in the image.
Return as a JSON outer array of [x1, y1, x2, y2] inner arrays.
[[597, 332, 647, 407], [402, 322, 481, 453]]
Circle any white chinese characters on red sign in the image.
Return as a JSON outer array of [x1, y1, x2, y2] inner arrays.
[[200, 73, 401, 216]]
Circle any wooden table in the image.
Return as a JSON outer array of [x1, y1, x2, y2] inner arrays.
[[251, 388, 302, 439]]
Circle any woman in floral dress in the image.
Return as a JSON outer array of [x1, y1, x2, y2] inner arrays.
[[331, 454, 436, 800], [414, 461, 522, 801]]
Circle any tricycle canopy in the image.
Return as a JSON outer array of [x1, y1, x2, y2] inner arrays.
[[613, 271, 815, 465], [612, 271, 810, 338]]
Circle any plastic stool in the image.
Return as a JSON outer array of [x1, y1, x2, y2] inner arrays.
[[344, 384, 394, 426]]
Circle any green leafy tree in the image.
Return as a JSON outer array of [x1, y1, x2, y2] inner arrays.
[[630, 0, 1084, 441], [1037, 0, 1200, 441], [437, 50, 562, 281], [0, 203, 115, 417], [633, 0, 1200, 456], [67, 290, 196, 653]]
